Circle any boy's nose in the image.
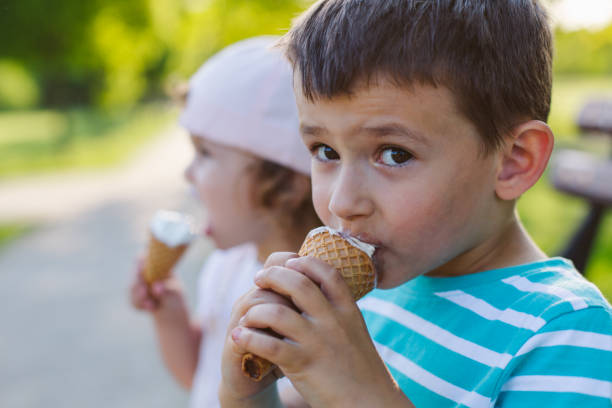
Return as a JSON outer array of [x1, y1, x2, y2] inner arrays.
[[328, 166, 374, 221]]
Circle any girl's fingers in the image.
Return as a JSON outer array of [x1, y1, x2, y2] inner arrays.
[[239, 303, 309, 342], [254, 265, 331, 318], [285, 256, 354, 306]]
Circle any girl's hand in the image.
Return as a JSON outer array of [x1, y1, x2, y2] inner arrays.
[[232, 253, 411, 408], [129, 256, 185, 316]]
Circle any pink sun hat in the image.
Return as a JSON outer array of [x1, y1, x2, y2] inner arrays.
[[179, 36, 310, 175]]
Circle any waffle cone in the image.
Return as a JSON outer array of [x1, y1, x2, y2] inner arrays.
[[144, 234, 188, 284], [297, 229, 376, 300], [241, 228, 376, 381]]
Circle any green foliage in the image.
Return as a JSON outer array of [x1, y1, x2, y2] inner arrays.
[[3, 0, 608, 109], [554, 25, 612, 76], [0, 0, 309, 109], [549, 76, 612, 140], [0, 224, 31, 249], [0, 60, 40, 109]]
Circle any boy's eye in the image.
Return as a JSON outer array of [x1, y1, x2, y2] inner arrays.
[[314, 144, 340, 161], [379, 147, 413, 166]]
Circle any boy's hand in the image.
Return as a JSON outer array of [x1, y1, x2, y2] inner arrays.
[[231, 253, 410, 407], [219, 253, 299, 407]]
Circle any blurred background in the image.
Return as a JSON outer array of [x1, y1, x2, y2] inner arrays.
[[0, 0, 610, 406]]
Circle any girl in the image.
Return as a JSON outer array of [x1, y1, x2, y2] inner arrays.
[[129, 36, 320, 408]]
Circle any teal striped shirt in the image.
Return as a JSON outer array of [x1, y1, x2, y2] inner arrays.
[[359, 257, 612, 407]]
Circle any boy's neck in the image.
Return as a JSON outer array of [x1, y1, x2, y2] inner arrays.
[[426, 213, 547, 278]]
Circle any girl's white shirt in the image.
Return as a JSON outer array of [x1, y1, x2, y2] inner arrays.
[[189, 243, 261, 408]]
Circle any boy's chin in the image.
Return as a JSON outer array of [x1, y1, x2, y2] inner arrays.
[[373, 251, 423, 289]]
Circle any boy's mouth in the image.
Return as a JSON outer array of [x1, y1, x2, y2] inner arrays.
[[339, 230, 385, 284]]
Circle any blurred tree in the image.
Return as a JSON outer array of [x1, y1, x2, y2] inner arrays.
[[3, 0, 607, 111], [0, 0, 308, 110], [554, 24, 612, 76]]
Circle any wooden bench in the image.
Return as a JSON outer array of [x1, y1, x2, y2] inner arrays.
[[549, 99, 612, 273]]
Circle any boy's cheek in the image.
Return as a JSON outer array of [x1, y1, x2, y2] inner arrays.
[[311, 183, 333, 224]]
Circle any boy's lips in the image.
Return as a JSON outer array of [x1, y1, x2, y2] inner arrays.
[[351, 233, 382, 248], [347, 233, 385, 285]]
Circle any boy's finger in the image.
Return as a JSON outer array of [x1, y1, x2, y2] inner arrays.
[[231, 326, 299, 369], [229, 288, 295, 330], [285, 256, 354, 306], [254, 266, 330, 318], [239, 303, 309, 342], [263, 252, 299, 269]]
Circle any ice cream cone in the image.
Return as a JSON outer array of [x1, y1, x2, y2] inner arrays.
[[144, 235, 188, 284], [242, 227, 376, 381], [297, 227, 376, 300], [143, 210, 195, 284]]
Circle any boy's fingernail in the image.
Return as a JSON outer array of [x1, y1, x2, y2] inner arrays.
[[231, 327, 242, 342], [254, 269, 264, 282]]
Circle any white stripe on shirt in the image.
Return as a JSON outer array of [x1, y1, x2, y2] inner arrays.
[[435, 290, 546, 331], [374, 342, 492, 408], [361, 297, 513, 368], [501, 375, 612, 399], [501, 276, 588, 310], [515, 330, 612, 356]]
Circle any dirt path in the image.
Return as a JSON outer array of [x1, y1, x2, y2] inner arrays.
[[0, 126, 213, 407]]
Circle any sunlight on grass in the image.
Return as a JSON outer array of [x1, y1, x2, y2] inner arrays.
[[549, 75, 612, 140], [0, 224, 31, 249], [0, 103, 177, 178]]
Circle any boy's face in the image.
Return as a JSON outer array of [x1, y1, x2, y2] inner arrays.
[[296, 81, 507, 288], [185, 135, 269, 250]]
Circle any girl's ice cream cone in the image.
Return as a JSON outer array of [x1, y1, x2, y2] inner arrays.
[[144, 210, 195, 284], [241, 227, 376, 381]]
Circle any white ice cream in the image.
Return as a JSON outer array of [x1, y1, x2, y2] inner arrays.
[[306, 226, 376, 258], [150, 210, 196, 248]]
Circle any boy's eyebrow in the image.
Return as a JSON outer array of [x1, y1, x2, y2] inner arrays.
[[300, 122, 429, 146], [300, 124, 326, 137], [361, 123, 429, 146]]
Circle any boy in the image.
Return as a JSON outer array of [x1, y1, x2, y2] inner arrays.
[[219, 1, 612, 407]]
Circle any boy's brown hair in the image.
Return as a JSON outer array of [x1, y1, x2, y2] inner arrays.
[[282, 0, 553, 152]]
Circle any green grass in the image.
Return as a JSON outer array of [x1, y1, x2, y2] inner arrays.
[[518, 74, 612, 302], [0, 103, 177, 178], [550, 75, 612, 141], [0, 224, 31, 249]]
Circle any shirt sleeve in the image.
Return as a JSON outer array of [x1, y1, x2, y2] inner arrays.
[[495, 306, 612, 407]]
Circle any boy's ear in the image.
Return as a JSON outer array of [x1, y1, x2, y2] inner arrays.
[[495, 120, 554, 201]]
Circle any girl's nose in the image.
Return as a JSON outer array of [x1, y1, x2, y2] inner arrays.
[[184, 160, 195, 184], [328, 166, 374, 221]]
